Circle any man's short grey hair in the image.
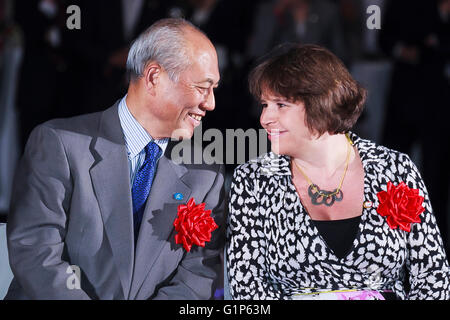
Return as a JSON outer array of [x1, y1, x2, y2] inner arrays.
[[126, 18, 205, 83]]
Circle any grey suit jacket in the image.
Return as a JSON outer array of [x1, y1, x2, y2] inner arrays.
[[5, 102, 225, 300]]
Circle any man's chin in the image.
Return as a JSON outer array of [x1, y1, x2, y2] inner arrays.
[[170, 128, 194, 140]]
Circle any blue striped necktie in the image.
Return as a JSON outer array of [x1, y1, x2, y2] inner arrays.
[[132, 141, 162, 243]]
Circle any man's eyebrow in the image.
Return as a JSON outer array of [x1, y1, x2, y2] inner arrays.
[[196, 78, 220, 87]]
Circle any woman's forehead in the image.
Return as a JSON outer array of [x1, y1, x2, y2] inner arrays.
[[260, 89, 294, 102]]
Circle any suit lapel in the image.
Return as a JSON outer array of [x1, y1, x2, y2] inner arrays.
[[89, 104, 134, 299], [130, 143, 192, 299]]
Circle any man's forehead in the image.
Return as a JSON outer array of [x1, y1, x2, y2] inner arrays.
[[186, 58, 220, 85], [182, 35, 220, 84]]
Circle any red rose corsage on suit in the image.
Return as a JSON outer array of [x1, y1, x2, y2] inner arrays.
[[376, 181, 425, 232], [173, 197, 218, 252]]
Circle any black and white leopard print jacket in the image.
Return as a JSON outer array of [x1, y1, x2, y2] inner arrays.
[[226, 132, 450, 300]]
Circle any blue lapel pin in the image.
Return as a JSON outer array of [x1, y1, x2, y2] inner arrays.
[[173, 193, 184, 201]]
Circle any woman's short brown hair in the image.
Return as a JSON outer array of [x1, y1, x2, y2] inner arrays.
[[249, 43, 366, 136]]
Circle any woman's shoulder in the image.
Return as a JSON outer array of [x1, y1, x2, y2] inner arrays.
[[233, 152, 291, 179], [350, 132, 421, 184], [350, 132, 412, 165]]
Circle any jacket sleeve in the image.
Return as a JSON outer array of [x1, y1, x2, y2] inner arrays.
[[151, 164, 226, 300], [401, 154, 450, 300], [6, 124, 91, 299], [227, 164, 282, 300]]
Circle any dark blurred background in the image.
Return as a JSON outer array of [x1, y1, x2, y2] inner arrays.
[[0, 0, 449, 297]]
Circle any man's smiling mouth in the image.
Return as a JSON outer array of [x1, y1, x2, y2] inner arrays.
[[188, 113, 203, 121]]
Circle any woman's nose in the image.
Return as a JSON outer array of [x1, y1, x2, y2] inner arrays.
[[260, 106, 278, 127]]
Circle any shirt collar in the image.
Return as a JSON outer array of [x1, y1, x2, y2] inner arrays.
[[118, 96, 169, 159]]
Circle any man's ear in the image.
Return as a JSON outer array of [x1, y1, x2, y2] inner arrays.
[[143, 62, 162, 92]]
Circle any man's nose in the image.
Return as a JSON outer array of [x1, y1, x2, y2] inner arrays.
[[200, 88, 215, 111]]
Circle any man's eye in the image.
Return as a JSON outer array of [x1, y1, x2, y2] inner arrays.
[[197, 87, 209, 93], [277, 103, 287, 108], [260, 103, 268, 108]]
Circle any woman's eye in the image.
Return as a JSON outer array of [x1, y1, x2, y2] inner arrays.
[[260, 102, 286, 108]]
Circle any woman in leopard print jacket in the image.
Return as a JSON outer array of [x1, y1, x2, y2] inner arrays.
[[226, 44, 449, 300]]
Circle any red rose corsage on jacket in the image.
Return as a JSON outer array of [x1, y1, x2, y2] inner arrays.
[[173, 197, 218, 252], [376, 181, 425, 232]]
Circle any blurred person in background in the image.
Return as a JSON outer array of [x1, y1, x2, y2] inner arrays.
[[248, 0, 347, 65], [0, 0, 21, 220], [64, 0, 177, 115], [14, 0, 69, 150], [379, 0, 450, 256]]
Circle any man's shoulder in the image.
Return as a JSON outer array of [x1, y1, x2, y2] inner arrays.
[[41, 110, 103, 135], [25, 107, 113, 152]]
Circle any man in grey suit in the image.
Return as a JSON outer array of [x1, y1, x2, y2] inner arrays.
[[5, 18, 224, 299]]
